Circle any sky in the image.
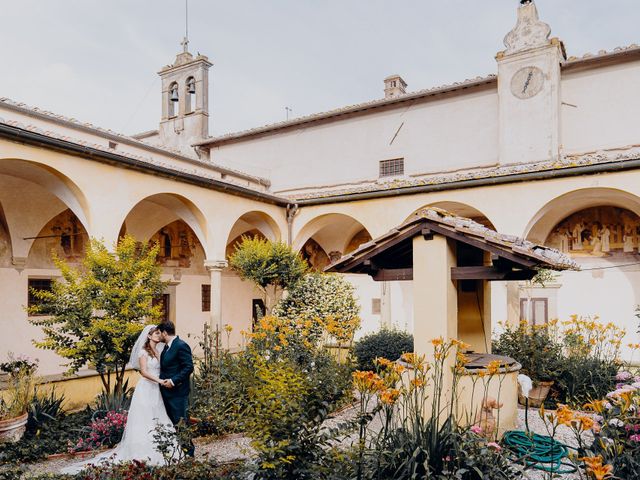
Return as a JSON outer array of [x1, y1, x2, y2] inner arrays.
[[1, 1, 639, 137]]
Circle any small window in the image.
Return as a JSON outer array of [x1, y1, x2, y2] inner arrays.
[[201, 285, 211, 312], [379, 158, 404, 177], [372, 298, 381, 315], [185, 77, 196, 114], [252, 299, 266, 328], [28, 278, 53, 315], [168, 82, 179, 117], [108, 141, 117, 150], [520, 297, 548, 325]]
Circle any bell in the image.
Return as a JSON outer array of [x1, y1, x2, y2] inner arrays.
[[170, 88, 179, 102], [187, 80, 196, 95]]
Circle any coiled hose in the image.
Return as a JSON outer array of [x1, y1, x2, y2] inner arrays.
[[502, 398, 577, 474]]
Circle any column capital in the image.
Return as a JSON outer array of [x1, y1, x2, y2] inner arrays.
[[12, 256, 27, 272], [204, 259, 228, 272]]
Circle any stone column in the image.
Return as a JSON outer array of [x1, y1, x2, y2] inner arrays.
[[412, 234, 458, 412], [412, 234, 458, 357], [204, 259, 228, 331]]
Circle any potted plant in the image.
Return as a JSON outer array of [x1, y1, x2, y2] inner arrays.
[[493, 321, 562, 407], [0, 353, 38, 442]]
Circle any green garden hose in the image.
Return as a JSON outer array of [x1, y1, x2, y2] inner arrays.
[[502, 399, 577, 474]]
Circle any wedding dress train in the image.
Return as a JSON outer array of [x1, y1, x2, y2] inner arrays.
[[61, 350, 178, 474]]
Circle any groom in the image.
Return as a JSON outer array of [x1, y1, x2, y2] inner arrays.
[[157, 320, 195, 457]]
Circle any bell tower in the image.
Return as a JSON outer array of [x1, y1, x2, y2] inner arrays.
[[496, 0, 566, 165], [158, 38, 212, 155]]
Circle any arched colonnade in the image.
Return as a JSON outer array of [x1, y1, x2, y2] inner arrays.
[[3, 151, 640, 370]]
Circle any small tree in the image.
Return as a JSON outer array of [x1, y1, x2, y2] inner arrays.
[[29, 235, 165, 394], [272, 273, 360, 345], [228, 236, 307, 312]]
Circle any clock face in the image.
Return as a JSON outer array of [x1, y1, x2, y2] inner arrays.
[[510, 66, 545, 99]]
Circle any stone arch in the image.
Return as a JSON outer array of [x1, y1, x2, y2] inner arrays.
[[120, 193, 209, 256], [0, 202, 12, 267], [27, 208, 90, 268], [404, 201, 496, 229], [294, 213, 373, 270], [226, 211, 281, 245], [523, 188, 640, 244], [0, 158, 91, 259], [225, 211, 281, 259]]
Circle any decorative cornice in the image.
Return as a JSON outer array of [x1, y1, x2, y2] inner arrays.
[[204, 260, 228, 271]]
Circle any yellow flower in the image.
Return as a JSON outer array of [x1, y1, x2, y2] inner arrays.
[[583, 399, 605, 414], [352, 371, 385, 393], [410, 378, 425, 388], [580, 456, 613, 480], [574, 415, 595, 432], [223, 324, 233, 333], [431, 337, 444, 346], [379, 388, 400, 405], [486, 360, 502, 376], [400, 352, 416, 364], [374, 357, 394, 369], [556, 405, 574, 427]]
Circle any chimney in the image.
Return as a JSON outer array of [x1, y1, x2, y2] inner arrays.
[[384, 75, 407, 99]]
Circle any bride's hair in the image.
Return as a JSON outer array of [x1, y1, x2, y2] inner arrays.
[[144, 327, 158, 359]]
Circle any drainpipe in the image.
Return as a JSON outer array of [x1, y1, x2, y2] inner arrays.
[[286, 203, 299, 246]]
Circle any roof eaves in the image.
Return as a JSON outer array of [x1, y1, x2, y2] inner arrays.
[[0, 98, 270, 186], [562, 44, 640, 71], [328, 208, 578, 273], [0, 120, 286, 205]]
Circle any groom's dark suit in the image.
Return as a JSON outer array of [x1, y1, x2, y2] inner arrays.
[[159, 336, 194, 426]]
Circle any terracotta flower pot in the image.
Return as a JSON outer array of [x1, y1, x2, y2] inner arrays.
[[518, 380, 554, 408], [0, 412, 28, 443]]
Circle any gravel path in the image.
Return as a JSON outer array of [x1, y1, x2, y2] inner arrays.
[[21, 405, 590, 478], [516, 407, 586, 480]]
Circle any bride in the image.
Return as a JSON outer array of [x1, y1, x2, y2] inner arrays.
[[61, 325, 179, 473]]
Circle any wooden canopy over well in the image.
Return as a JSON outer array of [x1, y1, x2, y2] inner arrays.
[[327, 208, 578, 280]]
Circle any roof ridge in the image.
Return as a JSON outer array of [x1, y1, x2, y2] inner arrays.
[[197, 74, 497, 145]]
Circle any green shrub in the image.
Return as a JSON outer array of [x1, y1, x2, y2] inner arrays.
[[272, 273, 360, 344], [190, 353, 246, 436], [228, 236, 307, 312], [25, 459, 243, 479], [27, 387, 65, 432], [0, 408, 92, 463], [555, 356, 617, 406], [92, 379, 133, 414], [492, 321, 563, 384], [353, 329, 413, 371], [493, 316, 624, 407]]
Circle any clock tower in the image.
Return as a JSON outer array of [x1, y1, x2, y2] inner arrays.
[[496, 0, 565, 165]]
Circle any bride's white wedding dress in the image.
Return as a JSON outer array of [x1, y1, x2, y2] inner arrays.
[[61, 348, 178, 474]]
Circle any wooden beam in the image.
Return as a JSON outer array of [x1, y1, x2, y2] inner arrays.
[[333, 223, 426, 272], [451, 266, 536, 281], [372, 268, 414, 281]]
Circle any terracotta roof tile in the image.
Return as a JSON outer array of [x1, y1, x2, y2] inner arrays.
[[330, 207, 579, 273]]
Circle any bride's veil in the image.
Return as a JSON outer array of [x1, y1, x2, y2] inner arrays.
[[128, 324, 159, 370]]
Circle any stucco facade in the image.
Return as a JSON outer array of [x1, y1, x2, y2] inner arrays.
[[1, 1, 640, 382]]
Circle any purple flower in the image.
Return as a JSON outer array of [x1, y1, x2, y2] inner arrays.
[[616, 371, 633, 382]]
